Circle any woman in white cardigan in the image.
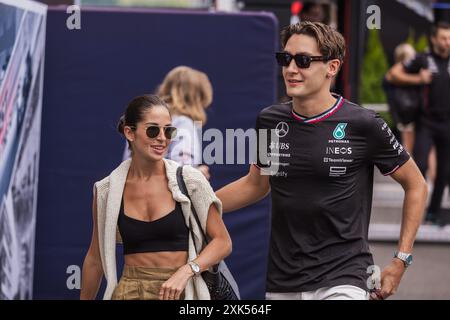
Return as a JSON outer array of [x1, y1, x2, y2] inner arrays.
[[80, 94, 232, 300]]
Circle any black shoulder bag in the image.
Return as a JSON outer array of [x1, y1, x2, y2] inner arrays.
[[176, 166, 240, 300]]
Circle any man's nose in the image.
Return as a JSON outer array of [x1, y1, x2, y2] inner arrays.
[[286, 58, 299, 73]]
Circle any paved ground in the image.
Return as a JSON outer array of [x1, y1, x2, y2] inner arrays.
[[370, 170, 450, 299], [370, 242, 450, 299], [372, 169, 450, 225]]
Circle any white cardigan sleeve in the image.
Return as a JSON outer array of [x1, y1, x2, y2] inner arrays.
[[182, 165, 223, 236]]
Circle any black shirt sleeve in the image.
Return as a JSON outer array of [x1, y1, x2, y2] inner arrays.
[[367, 112, 410, 175], [255, 113, 271, 168], [402, 54, 427, 74]]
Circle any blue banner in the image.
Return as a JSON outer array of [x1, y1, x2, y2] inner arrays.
[[35, 6, 277, 299]]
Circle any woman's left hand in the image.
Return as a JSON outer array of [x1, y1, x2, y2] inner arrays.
[[159, 264, 194, 300]]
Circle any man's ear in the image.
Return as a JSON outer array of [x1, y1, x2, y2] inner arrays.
[[430, 36, 437, 47], [124, 126, 135, 142], [327, 59, 341, 78]]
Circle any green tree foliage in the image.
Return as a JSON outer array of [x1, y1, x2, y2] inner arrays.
[[406, 28, 429, 53], [360, 28, 428, 127], [360, 29, 388, 103], [415, 34, 429, 53]]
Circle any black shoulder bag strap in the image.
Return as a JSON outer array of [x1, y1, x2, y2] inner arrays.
[[176, 166, 210, 254]]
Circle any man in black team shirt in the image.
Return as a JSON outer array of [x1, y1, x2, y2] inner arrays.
[[389, 22, 450, 226], [216, 22, 428, 300]]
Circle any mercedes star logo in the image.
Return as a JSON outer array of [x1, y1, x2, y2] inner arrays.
[[275, 122, 289, 138]]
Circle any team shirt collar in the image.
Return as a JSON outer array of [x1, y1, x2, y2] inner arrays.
[[291, 95, 344, 124]]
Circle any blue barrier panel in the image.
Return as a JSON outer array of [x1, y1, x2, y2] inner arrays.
[[34, 6, 278, 299]]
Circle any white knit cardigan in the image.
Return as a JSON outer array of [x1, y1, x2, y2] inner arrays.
[[93, 158, 222, 300]]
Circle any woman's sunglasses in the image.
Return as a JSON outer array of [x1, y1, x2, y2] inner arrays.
[[146, 125, 177, 139], [129, 125, 177, 139], [275, 52, 329, 69]]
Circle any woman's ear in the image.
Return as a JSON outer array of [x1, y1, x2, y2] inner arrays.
[[124, 126, 135, 143]]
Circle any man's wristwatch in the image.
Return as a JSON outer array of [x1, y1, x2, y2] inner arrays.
[[188, 261, 201, 276], [394, 251, 413, 268]]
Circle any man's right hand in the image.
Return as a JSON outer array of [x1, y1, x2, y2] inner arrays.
[[198, 165, 210, 180], [419, 69, 432, 84], [216, 164, 270, 213]]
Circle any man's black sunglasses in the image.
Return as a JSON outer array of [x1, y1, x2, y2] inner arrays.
[[275, 52, 329, 68]]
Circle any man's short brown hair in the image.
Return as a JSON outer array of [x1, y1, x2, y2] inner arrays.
[[280, 21, 346, 64], [431, 21, 450, 37]]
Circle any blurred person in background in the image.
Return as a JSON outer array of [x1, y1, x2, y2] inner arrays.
[[157, 66, 213, 180], [300, 2, 327, 24], [384, 43, 419, 153], [389, 22, 450, 226]]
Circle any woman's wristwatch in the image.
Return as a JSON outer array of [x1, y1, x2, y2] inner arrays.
[[188, 261, 201, 276]]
